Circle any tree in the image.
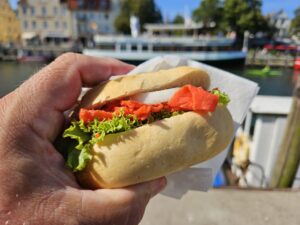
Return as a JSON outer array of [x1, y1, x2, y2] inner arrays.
[[173, 14, 184, 24], [192, 0, 224, 29], [223, 0, 270, 40], [114, 0, 162, 34], [290, 7, 300, 35]]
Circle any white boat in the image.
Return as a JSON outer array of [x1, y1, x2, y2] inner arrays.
[[83, 23, 247, 65]]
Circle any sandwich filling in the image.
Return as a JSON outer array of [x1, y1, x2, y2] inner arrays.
[[58, 85, 230, 171]]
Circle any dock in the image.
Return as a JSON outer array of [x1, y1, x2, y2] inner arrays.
[[0, 44, 81, 61], [246, 51, 295, 67]]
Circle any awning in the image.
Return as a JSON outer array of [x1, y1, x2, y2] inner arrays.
[[22, 32, 37, 39], [44, 33, 70, 39]]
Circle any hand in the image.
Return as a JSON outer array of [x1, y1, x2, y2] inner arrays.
[[0, 53, 167, 225]]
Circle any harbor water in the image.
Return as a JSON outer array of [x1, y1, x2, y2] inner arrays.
[[0, 60, 297, 98]]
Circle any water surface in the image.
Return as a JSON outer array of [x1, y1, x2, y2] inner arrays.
[[0, 61, 296, 97]]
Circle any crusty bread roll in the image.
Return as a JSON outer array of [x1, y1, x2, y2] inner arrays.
[[76, 66, 234, 188], [80, 66, 210, 107]]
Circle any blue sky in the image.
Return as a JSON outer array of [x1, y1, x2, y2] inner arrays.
[[9, 0, 299, 19]]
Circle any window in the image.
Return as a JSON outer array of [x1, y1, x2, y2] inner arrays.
[[32, 21, 36, 29], [43, 21, 48, 29], [22, 6, 27, 15], [100, 0, 107, 9], [78, 0, 84, 7], [63, 22, 67, 29], [23, 20, 28, 29], [41, 6, 47, 16], [55, 21, 59, 28], [31, 7, 35, 16], [105, 13, 109, 20], [53, 7, 57, 15], [61, 7, 67, 16]]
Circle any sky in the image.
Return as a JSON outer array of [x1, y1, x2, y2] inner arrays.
[[8, 0, 300, 19]]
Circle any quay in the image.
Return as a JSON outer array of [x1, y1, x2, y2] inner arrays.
[[246, 51, 296, 67], [0, 44, 81, 61]]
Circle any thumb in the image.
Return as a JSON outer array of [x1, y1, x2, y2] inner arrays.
[[73, 177, 167, 225]]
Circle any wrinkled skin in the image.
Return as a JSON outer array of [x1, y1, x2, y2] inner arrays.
[[0, 53, 166, 225]]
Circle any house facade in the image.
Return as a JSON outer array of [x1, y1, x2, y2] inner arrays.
[[17, 0, 74, 45], [66, 0, 120, 44], [269, 10, 291, 38], [0, 0, 21, 44]]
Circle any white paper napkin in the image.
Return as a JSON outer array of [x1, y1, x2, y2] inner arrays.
[[127, 55, 259, 198]]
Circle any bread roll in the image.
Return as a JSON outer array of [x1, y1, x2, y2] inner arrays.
[[80, 66, 210, 107], [75, 66, 234, 188], [77, 107, 233, 188]]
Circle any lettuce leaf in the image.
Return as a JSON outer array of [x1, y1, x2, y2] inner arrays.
[[211, 89, 230, 105], [62, 113, 140, 171], [61, 110, 182, 172], [59, 88, 230, 172]]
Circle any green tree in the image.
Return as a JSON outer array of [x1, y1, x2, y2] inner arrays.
[[223, 0, 269, 39], [290, 7, 300, 35], [114, 0, 162, 34], [173, 14, 184, 24], [192, 0, 224, 29]]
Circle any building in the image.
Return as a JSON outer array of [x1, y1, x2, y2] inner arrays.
[[66, 0, 120, 44], [0, 0, 21, 45], [17, 0, 74, 45], [269, 10, 291, 38]]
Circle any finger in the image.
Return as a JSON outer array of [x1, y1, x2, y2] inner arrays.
[[125, 176, 167, 199], [97, 177, 167, 203], [20, 53, 134, 112], [8, 53, 134, 141], [74, 177, 167, 225]]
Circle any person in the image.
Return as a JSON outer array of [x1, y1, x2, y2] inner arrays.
[[0, 53, 167, 225]]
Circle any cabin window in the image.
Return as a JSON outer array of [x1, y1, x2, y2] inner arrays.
[[97, 44, 115, 50], [120, 44, 126, 51], [142, 45, 148, 51], [132, 45, 137, 51]]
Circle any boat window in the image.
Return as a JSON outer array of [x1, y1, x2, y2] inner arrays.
[[120, 44, 126, 51], [132, 45, 137, 51], [97, 44, 115, 50], [142, 45, 148, 51]]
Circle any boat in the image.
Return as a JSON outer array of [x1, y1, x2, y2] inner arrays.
[[83, 23, 247, 65], [17, 49, 54, 62], [294, 58, 300, 70]]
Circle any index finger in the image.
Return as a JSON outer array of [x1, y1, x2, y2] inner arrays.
[[21, 53, 135, 112], [5, 53, 134, 141]]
